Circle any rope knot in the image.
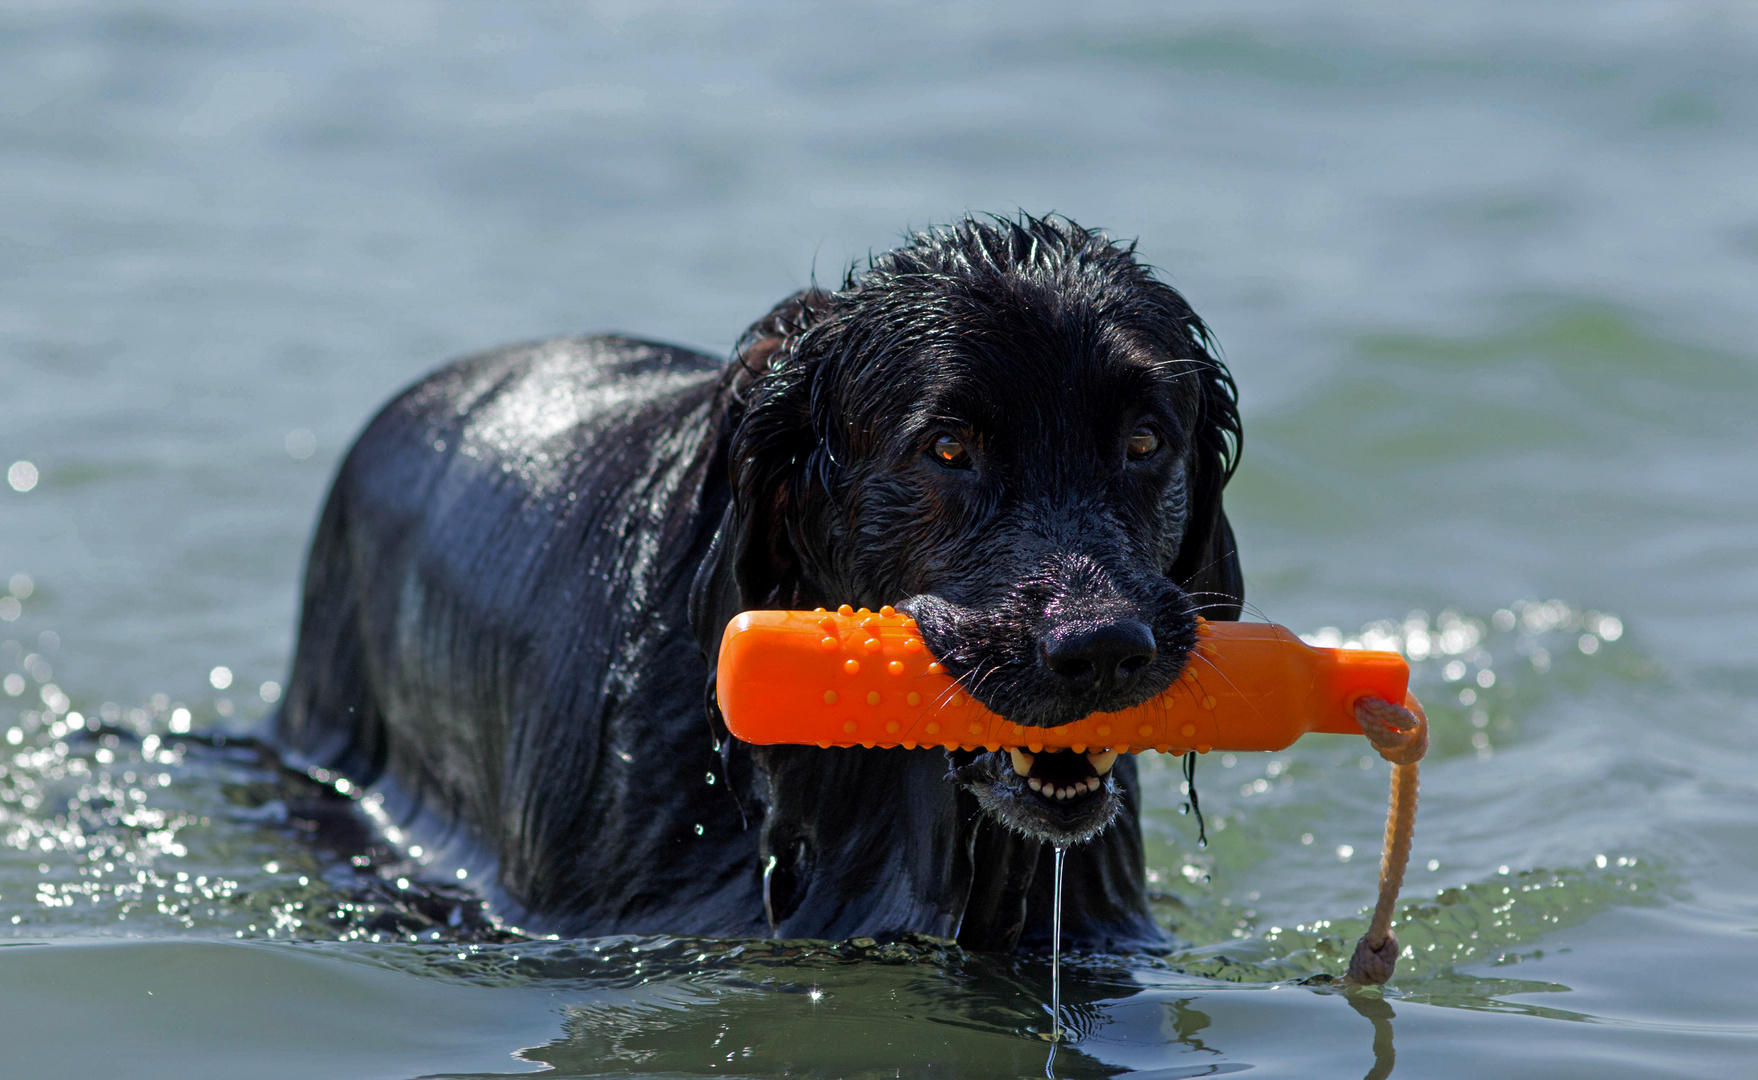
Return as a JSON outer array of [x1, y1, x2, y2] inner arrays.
[[1355, 694, 1428, 766], [1345, 929, 1400, 986]]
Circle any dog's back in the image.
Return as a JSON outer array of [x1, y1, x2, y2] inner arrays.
[[273, 334, 766, 936]]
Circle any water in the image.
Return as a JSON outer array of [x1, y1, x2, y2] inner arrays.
[[3, 2, 1756, 1076], [1050, 845, 1067, 1047]]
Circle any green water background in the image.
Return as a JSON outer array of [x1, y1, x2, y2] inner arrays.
[[1, 2, 1754, 1076]]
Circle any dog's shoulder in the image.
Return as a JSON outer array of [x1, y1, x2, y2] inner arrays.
[[333, 335, 726, 523], [373, 333, 724, 445]]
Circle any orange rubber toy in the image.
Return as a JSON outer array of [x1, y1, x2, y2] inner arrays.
[[716, 606, 1410, 754]]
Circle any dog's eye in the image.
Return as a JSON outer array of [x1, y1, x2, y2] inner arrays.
[[1126, 427, 1160, 460], [929, 433, 971, 469]]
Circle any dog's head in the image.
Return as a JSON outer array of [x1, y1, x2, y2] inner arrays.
[[695, 215, 1241, 865]]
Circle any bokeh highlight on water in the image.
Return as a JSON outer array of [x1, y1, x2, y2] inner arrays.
[[2, 3, 1755, 1077]]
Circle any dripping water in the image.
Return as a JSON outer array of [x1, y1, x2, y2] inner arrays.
[[1049, 843, 1066, 1046]]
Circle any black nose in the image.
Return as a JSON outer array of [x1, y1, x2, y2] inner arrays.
[[1040, 620, 1157, 691]]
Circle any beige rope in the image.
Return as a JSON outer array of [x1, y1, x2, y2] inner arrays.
[[1344, 693, 1429, 986]]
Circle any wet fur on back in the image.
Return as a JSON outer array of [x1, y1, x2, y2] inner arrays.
[[272, 215, 1243, 950]]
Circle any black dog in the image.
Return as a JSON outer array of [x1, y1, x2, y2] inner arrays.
[[272, 215, 1243, 951]]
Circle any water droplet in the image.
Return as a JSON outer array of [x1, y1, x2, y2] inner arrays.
[[7, 461, 39, 492], [285, 429, 317, 460]]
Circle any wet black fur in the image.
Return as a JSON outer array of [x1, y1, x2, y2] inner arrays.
[[271, 215, 1244, 950]]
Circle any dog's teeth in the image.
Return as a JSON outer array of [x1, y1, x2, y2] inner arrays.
[[1086, 750, 1118, 776], [1028, 777, 1043, 792], [1057, 787, 1072, 801], [1008, 748, 1034, 776]]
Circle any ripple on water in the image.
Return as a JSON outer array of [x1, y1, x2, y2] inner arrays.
[[0, 664, 509, 944], [1134, 598, 1676, 998], [0, 596, 1685, 1046]]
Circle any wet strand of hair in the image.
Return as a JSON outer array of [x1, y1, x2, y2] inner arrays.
[[1181, 751, 1206, 848]]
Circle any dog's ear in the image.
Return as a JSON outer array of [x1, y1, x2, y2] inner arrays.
[[1165, 320, 1245, 621], [689, 289, 833, 662]]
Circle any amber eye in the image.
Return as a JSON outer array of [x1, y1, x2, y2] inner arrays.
[[1126, 426, 1160, 460], [930, 433, 971, 468]]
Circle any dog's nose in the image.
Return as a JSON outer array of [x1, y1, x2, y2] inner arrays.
[[1041, 620, 1157, 691]]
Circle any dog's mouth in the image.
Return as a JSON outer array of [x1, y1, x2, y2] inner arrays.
[[952, 746, 1125, 844], [1007, 746, 1118, 803]]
